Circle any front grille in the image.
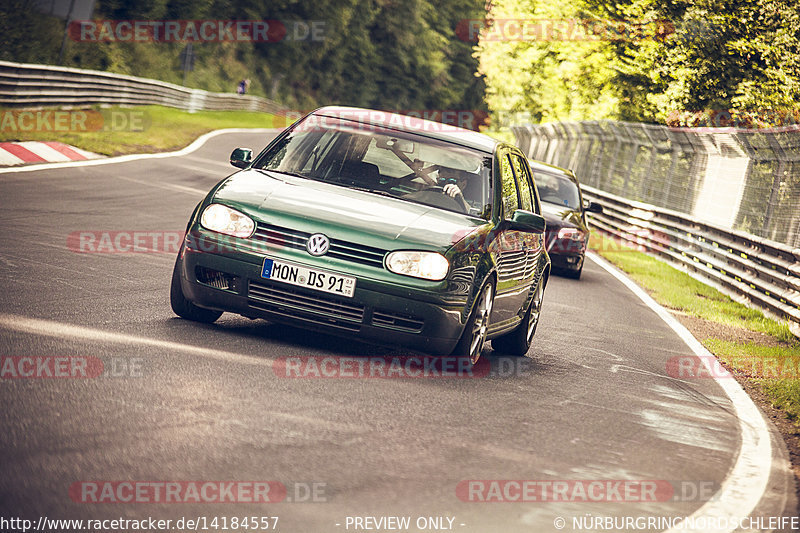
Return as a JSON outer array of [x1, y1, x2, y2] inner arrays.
[[250, 223, 387, 268], [251, 224, 308, 250], [327, 240, 386, 268], [371, 310, 425, 333], [248, 280, 365, 331]]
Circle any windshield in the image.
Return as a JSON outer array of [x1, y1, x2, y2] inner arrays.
[[252, 116, 493, 218], [533, 171, 580, 210]]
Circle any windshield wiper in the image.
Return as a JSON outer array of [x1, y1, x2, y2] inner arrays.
[[255, 169, 312, 180], [252, 168, 288, 183], [347, 186, 399, 199]]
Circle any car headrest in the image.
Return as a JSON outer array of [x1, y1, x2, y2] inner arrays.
[[341, 161, 380, 184]]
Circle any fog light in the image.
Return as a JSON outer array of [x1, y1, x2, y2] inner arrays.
[[195, 266, 235, 290]]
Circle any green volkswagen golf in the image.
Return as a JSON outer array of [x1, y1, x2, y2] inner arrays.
[[170, 107, 550, 364]]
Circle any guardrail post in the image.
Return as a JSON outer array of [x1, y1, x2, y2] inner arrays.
[[761, 160, 785, 237], [622, 141, 639, 192], [604, 122, 621, 191], [762, 134, 789, 238], [188, 89, 205, 113]]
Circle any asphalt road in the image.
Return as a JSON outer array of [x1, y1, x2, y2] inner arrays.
[[0, 132, 795, 532]]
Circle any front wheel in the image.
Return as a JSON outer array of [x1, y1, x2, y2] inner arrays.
[[170, 256, 223, 323], [451, 281, 494, 365], [492, 275, 545, 356]]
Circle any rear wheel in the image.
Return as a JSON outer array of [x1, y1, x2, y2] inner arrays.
[[492, 275, 545, 356], [451, 281, 494, 365], [170, 256, 223, 323]]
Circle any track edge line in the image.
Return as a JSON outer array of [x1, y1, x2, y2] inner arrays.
[[587, 251, 785, 533]]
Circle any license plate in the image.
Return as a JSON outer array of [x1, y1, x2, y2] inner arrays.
[[261, 258, 356, 298]]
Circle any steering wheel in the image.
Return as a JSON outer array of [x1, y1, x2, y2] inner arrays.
[[404, 186, 468, 213], [425, 185, 463, 198]]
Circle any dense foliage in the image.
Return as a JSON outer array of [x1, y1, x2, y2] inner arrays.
[[477, 0, 800, 127], [3, 0, 797, 127], [0, 0, 487, 115]]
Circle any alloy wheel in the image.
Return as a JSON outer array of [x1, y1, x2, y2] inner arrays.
[[469, 283, 494, 364]]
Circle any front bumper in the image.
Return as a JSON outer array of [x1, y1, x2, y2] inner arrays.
[[546, 234, 586, 271], [178, 235, 469, 355], [548, 251, 584, 271]]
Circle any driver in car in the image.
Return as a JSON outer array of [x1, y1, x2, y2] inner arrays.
[[440, 170, 472, 212]]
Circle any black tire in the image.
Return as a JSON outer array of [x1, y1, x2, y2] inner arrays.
[[451, 281, 494, 365], [492, 275, 545, 356], [170, 256, 223, 323]]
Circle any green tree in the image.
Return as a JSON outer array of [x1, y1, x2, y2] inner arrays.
[[478, 0, 800, 127], [5, 0, 487, 121]]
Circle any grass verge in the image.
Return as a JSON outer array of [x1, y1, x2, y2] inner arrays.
[[0, 105, 290, 156], [590, 232, 800, 428]]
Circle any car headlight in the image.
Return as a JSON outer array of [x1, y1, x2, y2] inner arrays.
[[200, 204, 255, 238], [557, 227, 584, 241], [385, 251, 449, 281]]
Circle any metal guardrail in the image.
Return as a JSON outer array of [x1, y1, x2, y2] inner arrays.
[[513, 120, 800, 329], [511, 121, 800, 248], [0, 60, 285, 115], [580, 184, 800, 327]]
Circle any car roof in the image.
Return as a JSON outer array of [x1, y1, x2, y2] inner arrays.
[[310, 106, 500, 154], [527, 158, 579, 183]]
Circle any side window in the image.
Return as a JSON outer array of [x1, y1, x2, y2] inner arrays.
[[510, 154, 534, 213], [499, 153, 519, 220]]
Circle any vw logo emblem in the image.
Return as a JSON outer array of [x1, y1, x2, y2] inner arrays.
[[306, 233, 330, 256]]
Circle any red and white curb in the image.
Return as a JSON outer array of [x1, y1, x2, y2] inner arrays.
[[0, 141, 101, 166], [0, 128, 282, 175]]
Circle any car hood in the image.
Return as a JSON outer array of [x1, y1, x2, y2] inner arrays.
[[211, 170, 486, 252], [540, 201, 582, 230]]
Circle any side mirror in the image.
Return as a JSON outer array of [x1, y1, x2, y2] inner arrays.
[[505, 209, 546, 233], [230, 147, 253, 169], [585, 201, 603, 214]]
